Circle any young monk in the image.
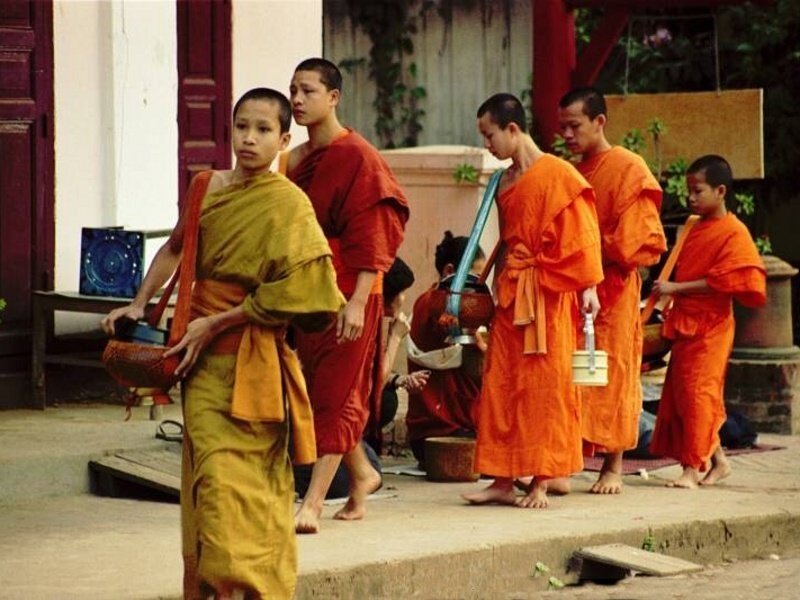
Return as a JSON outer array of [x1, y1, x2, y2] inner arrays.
[[405, 231, 487, 468], [650, 154, 766, 489], [101, 88, 344, 599], [286, 58, 409, 533], [462, 93, 603, 509], [558, 86, 667, 495]]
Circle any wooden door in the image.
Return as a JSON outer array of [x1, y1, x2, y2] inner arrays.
[[176, 0, 232, 198], [0, 0, 54, 388]]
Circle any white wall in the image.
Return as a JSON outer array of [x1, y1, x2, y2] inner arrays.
[[233, 0, 323, 150], [54, 0, 177, 296], [52, 0, 322, 333]]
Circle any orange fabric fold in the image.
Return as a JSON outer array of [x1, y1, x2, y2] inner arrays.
[[191, 279, 317, 464], [505, 246, 547, 354]]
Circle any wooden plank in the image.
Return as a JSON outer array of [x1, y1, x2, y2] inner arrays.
[[575, 543, 703, 576], [605, 90, 764, 179], [89, 449, 181, 497]]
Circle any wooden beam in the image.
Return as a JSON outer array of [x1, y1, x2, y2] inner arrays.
[[566, 0, 771, 8], [572, 7, 629, 87], [532, 0, 576, 149]]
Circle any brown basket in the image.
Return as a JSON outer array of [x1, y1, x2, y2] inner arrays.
[[642, 322, 671, 363], [428, 288, 494, 331], [425, 437, 479, 482]]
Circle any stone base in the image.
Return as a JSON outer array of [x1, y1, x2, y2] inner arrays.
[[725, 356, 800, 434]]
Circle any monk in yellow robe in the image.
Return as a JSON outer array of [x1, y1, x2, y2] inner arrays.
[[651, 155, 766, 489], [102, 89, 344, 600], [462, 93, 603, 509], [558, 87, 667, 494]]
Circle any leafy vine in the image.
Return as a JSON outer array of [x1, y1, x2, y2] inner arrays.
[[343, 0, 427, 148]]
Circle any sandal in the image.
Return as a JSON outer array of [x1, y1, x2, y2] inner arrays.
[[155, 419, 184, 442]]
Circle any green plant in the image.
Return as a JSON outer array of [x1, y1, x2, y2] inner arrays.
[[551, 134, 573, 161], [531, 561, 565, 589], [344, 0, 427, 149], [755, 235, 773, 255], [0, 297, 6, 323], [642, 529, 657, 552], [452, 163, 479, 184]]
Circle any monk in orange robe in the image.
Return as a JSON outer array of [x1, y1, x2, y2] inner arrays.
[[287, 58, 409, 533], [558, 87, 667, 494], [405, 232, 487, 466], [462, 93, 603, 509], [651, 155, 766, 489]]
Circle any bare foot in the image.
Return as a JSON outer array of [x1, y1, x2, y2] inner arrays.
[[294, 501, 322, 534], [462, 479, 516, 506], [666, 466, 701, 489], [515, 477, 549, 508], [701, 449, 732, 486], [590, 470, 623, 494], [590, 452, 623, 494], [333, 466, 382, 521], [546, 477, 571, 496]]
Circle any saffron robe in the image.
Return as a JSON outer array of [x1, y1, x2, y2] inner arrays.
[[474, 155, 603, 478], [288, 130, 409, 455], [576, 146, 667, 454], [405, 284, 482, 453], [649, 213, 766, 469], [180, 172, 344, 600]]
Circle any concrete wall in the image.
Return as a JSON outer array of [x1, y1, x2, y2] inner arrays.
[[380, 145, 509, 317]]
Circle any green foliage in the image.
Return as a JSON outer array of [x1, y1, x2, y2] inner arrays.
[[734, 192, 756, 217], [344, 0, 427, 149], [642, 529, 657, 552], [551, 135, 573, 161], [577, 1, 799, 238], [0, 297, 6, 324], [452, 162, 479, 184], [532, 561, 550, 577], [755, 235, 773, 255], [620, 128, 645, 155]]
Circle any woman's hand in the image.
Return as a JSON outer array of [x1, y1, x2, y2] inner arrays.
[[398, 370, 430, 393]]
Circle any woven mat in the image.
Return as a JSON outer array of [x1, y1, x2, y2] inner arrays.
[[583, 443, 786, 475]]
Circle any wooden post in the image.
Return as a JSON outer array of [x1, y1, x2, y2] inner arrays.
[[532, 0, 575, 150]]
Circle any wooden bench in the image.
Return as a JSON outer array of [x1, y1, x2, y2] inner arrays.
[[31, 291, 172, 409]]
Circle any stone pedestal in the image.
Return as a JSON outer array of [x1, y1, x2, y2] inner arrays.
[[726, 255, 800, 434], [725, 358, 800, 434]]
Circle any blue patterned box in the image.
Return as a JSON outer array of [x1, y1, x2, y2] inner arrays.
[[80, 227, 144, 297]]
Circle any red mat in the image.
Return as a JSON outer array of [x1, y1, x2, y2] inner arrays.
[[582, 444, 785, 474]]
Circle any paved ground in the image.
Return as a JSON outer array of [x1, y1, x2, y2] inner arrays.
[[0, 401, 798, 599]]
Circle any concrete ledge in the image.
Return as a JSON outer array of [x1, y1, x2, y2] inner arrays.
[[296, 513, 800, 599]]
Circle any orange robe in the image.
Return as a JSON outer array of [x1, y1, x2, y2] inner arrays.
[[474, 155, 603, 478], [649, 213, 766, 469], [405, 284, 481, 452], [577, 146, 666, 454], [288, 130, 409, 454]]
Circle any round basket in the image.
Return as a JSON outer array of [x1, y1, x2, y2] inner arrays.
[[424, 437, 479, 482], [428, 288, 494, 332], [642, 322, 671, 363]]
